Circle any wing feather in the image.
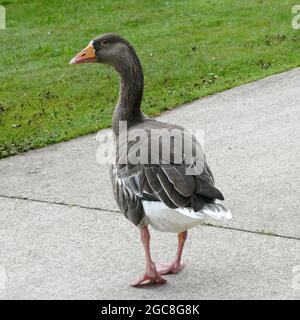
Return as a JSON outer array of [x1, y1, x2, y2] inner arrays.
[[160, 164, 195, 197], [156, 167, 190, 207]]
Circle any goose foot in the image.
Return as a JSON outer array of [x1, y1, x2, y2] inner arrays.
[[131, 226, 167, 287], [156, 261, 185, 275], [130, 262, 167, 287]]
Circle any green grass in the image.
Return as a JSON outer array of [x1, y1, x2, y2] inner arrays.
[[0, 0, 299, 158]]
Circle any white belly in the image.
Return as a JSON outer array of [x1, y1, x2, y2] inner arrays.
[[142, 201, 232, 233]]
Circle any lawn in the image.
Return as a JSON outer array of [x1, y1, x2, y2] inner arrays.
[[0, 0, 299, 158]]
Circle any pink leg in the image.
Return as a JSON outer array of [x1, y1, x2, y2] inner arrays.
[[130, 226, 167, 287], [157, 231, 188, 275]]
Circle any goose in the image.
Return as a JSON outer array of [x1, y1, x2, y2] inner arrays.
[[70, 33, 231, 287]]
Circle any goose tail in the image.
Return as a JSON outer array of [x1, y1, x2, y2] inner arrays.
[[198, 202, 232, 221]]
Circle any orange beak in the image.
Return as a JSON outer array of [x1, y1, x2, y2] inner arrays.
[[69, 42, 97, 65]]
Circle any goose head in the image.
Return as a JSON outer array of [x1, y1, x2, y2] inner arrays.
[[69, 33, 137, 69]]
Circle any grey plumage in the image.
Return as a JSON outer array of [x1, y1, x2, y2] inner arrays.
[[111, 118, 224, 227]]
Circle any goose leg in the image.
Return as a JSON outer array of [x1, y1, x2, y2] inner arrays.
[[130, 226, 167, 287], [157, 231, 187, 275]]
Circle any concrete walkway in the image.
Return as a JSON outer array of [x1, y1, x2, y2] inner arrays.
[[0, 68, 299, 299]]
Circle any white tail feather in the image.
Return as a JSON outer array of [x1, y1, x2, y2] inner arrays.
[[142, 201, 232, 233]]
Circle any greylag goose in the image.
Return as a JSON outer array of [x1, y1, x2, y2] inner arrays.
[[70, 33, 231, 287]]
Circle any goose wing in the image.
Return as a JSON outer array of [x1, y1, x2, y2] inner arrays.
[[112, 119, 224, 215]]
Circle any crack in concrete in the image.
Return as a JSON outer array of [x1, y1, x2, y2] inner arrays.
[[1, 193, 299, 242]]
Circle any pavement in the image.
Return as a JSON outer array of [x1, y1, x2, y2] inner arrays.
[[0, 68, 300, 300]]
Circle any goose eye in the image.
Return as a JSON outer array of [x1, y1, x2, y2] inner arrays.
[[101, 40, 108, 46]]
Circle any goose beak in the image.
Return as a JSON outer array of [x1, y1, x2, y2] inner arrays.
[[69, 42, 97, 65]]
